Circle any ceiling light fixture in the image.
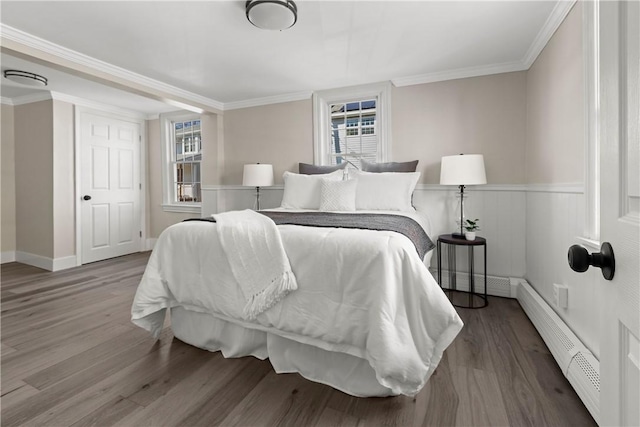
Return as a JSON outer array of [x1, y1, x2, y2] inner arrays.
[[246, 0, 297, 31], [3, 70, 48, 87]]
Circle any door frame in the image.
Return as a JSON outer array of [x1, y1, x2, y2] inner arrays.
[[598, 1, 640, 424], [74, 106, 147, 266]]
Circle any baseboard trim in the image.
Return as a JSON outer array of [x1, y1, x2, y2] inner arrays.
[[15, 251, 53, 271], [145, 238, 157, 251], [14, 251, 77, 272], [52, 255, 78, 271], [430, 268, 513, 298], [1, 251, 16, 264]]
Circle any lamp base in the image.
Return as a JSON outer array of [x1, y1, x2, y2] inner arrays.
[[451, 232, 466, 239]]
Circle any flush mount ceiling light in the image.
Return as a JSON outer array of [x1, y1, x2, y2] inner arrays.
[[246, 0, 297, 31], [3, 70, 48, 87]]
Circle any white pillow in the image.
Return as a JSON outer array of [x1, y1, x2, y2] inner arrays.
[[281, 170, 343, 209], [352, 170, 420, 211], [319, 178, 357, 211]]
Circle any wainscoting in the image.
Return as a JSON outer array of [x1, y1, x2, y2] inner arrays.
[[202, 184, 527, 280], [525, 187, 603, 360], [201, 183, 604, 416]]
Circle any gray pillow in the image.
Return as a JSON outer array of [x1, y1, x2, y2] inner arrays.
[[298, 162, 347, 175], [361, 159, 419, 173]]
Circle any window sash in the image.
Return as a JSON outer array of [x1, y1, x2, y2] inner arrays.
[[329, 99, 377, 164], [161, 115, 203, 210], [313, 82, 391, 167]]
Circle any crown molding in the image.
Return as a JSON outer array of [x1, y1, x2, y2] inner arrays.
[[1, 1, 576, 112], [1, 24, 224, 112], [224, 91, 313, 111], [50, 91, 147, 120], [392, 1, 575, 88], [9, 91, 52, 106], [522, 0, 577, 68], [7, 90, 147, 119], [392, 60, 526, 87], [1, 96, 14, 106]]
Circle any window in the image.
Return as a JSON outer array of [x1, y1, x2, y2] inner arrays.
[[313, 82, 391, 169], [173, 119, 201, 203], [330, 101, 377, 167], [160, 113, 202, 213]]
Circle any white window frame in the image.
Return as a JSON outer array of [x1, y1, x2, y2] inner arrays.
[[313, 82, 392, 166], [160, 111, 202, 213]]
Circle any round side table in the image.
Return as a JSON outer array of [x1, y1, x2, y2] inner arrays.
[[437, 234, 488, 309]]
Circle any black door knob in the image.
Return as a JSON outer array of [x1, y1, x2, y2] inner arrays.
[[568, 242, 615, 281], [83, 195, 92, 201]]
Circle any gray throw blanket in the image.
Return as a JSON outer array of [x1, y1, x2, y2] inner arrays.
[[186, 211, 434, 259]]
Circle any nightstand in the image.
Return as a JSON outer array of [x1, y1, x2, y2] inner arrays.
[[437, 234, 488, 309]]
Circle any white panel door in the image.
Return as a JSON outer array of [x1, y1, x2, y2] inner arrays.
[[598, 2, 640, 425], [80, 112, 141, 264]]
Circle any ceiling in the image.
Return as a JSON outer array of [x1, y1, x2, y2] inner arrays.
[[0, 1, 564, 115]]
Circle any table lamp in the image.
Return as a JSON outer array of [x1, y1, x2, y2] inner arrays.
[[243, 164, 274, 210], [440, 154, 487, 238]]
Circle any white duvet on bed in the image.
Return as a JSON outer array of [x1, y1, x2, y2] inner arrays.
[[131, 210, 462, 396]]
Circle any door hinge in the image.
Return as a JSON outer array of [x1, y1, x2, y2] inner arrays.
[[139, 231, 142, 237], [139, 183, 142, 190]]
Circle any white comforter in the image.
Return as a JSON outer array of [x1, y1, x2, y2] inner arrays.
[[131, 210, 463, 396]]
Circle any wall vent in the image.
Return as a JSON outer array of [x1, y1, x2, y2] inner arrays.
[[516, 279, 600, 424]]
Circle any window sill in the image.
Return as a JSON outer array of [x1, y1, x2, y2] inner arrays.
[[162, 204, 202, 214]]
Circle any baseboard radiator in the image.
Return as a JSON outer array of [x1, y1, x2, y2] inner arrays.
[[515, 279, 600, 424]]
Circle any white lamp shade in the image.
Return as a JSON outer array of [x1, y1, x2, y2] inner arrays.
[[440, 154, 487, 185], [243, 164, 274, 187]]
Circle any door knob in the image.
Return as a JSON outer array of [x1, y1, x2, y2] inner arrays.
[[83, 195, 92, 201], [568, 242, 615, 281]]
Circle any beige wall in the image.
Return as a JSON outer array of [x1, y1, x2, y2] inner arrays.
[[146, 119, 199, 238], [223, 99, 313, 185], [1, 104, 16, 254], [526, 2, 584, 184], [393, 72, 528, 184], [15, 100, 55, 258], [201, 113, 223, 186], [223, 77, 526, 186], [52, 100, 76, 258]]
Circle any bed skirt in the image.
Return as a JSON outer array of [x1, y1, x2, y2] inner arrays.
[[170, 306, 396, 397]]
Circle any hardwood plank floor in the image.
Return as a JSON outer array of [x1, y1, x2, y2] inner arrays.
[[1, 253, 596, 426]]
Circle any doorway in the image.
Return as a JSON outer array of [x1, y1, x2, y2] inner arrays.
[[77, 109, 144, 264]]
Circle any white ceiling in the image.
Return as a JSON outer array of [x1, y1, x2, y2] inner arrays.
[[0, 1, 564, 115]]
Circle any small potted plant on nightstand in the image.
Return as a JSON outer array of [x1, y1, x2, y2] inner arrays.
[[464, 218, 480, 241]]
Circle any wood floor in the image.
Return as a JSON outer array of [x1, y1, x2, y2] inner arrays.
[[1, 252, 595, 427]]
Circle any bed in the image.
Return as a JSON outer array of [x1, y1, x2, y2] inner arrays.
[[131, 166, 463, 397]]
